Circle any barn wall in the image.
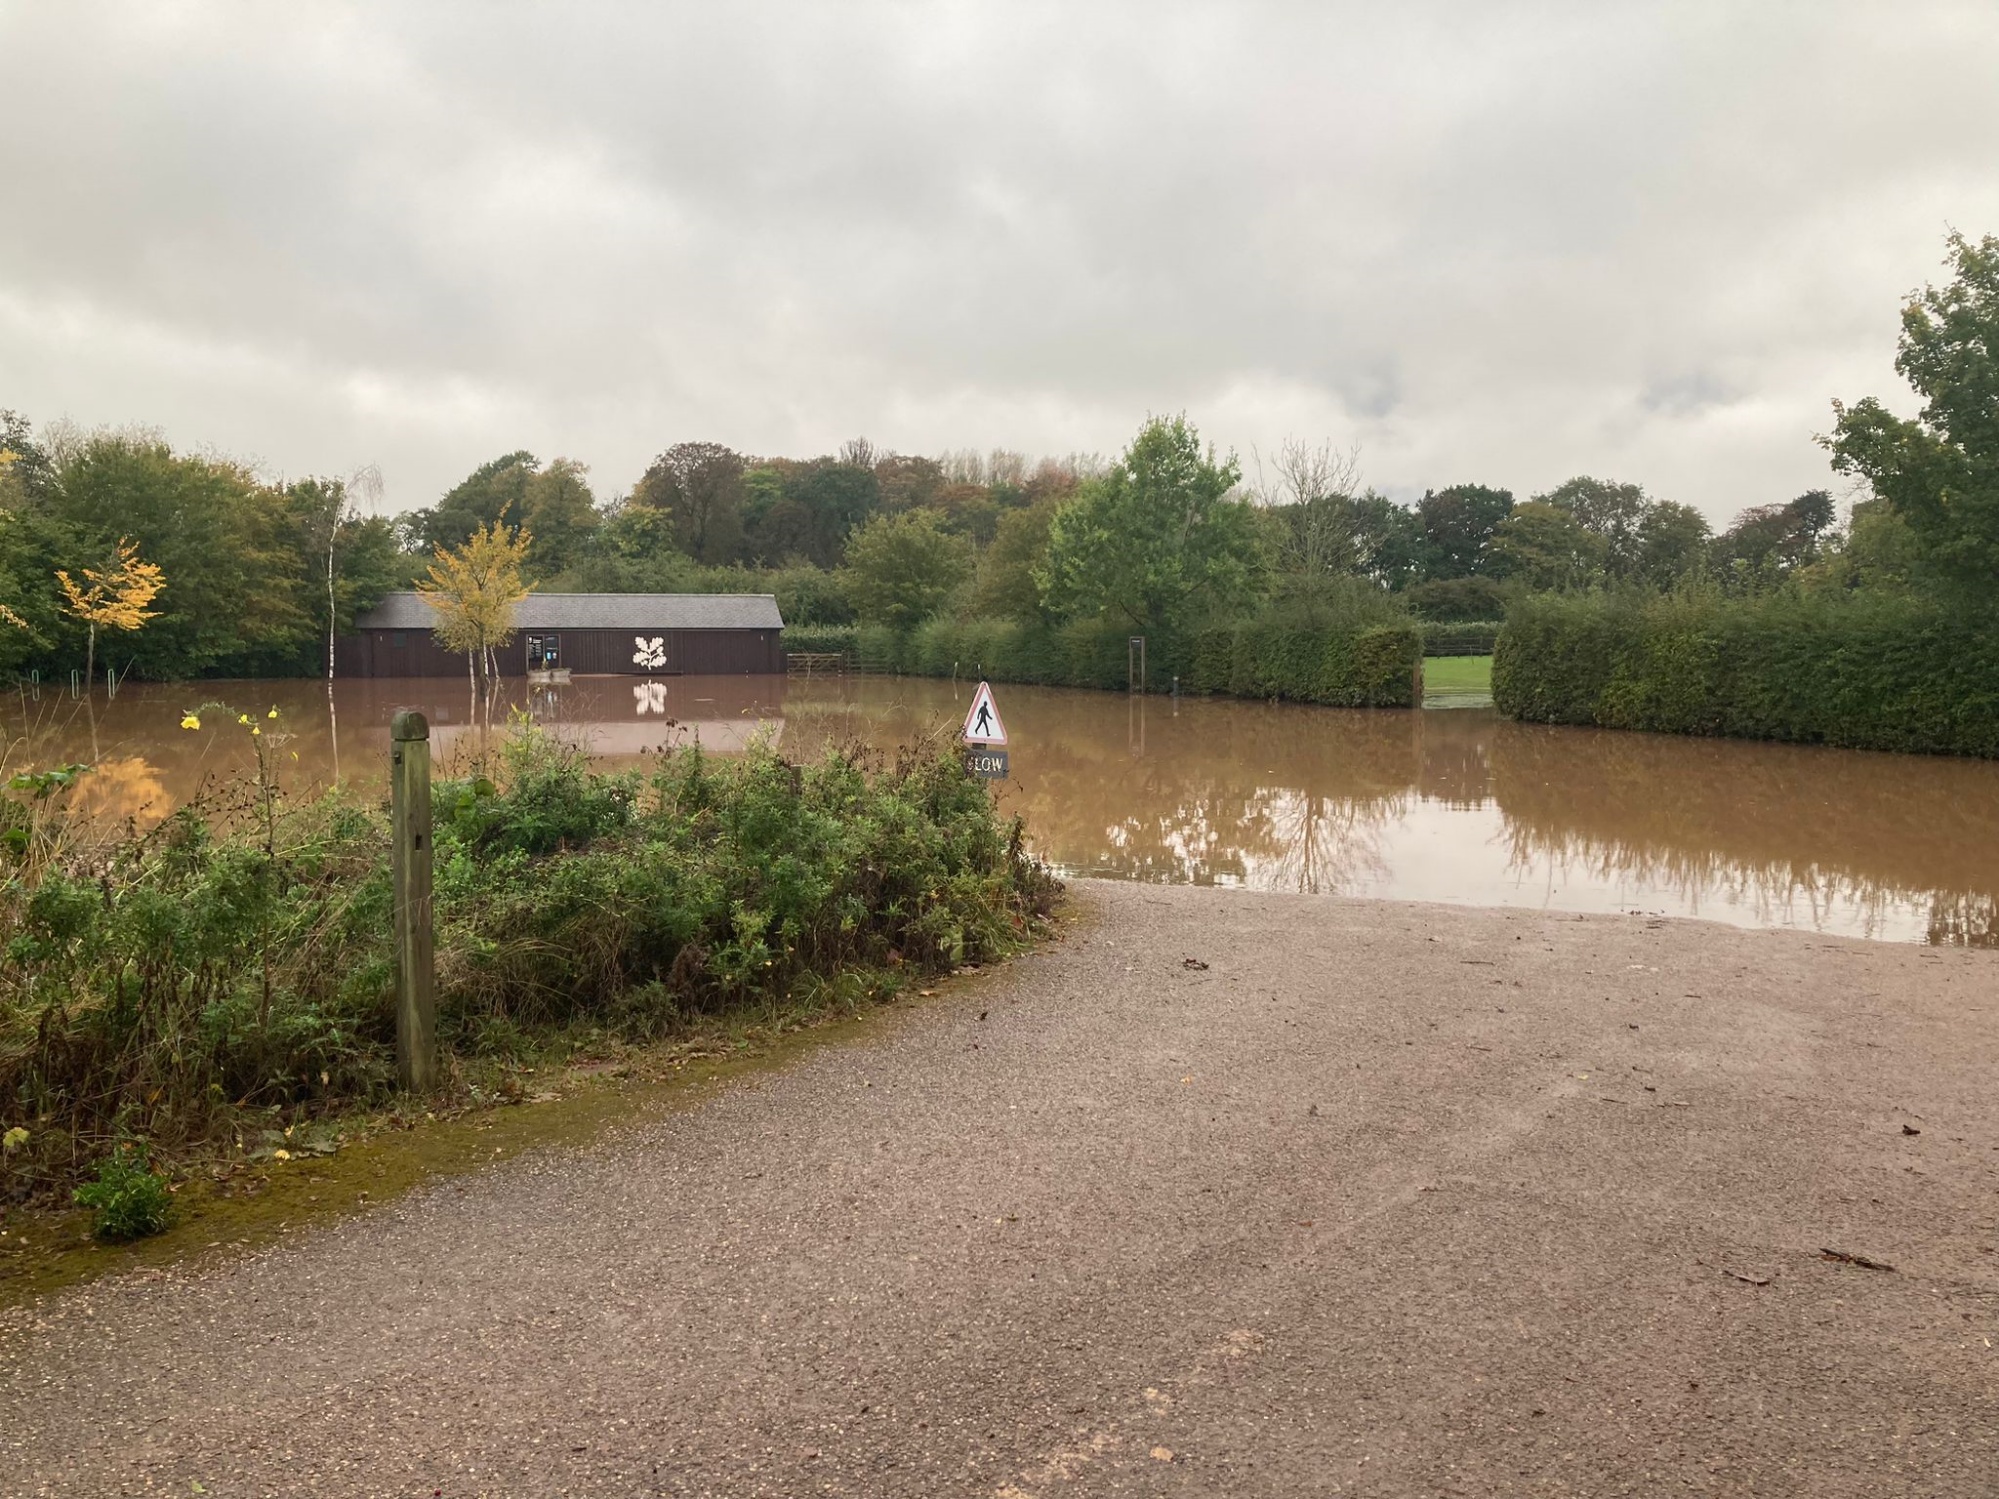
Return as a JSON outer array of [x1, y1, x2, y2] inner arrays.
[[338, 627, 783, 678]]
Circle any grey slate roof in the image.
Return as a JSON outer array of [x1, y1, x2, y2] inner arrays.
[[354, 592, 784, 632]]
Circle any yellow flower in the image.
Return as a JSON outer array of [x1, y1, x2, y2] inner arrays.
[[180, 713, 200, 731], [266, 707, 279, 719], [237, 713, 250, 726], [250, 725, 261, 736], [271, 1148, 291, 1161]]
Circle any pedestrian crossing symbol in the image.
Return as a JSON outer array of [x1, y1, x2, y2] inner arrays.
[[962, 681, 1007, 745]]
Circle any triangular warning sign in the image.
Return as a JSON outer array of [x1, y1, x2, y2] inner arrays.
[[962, 680, 1007, 745]]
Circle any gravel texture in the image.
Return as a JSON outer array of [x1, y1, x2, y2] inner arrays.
[[4, 880, 1998, 1497]]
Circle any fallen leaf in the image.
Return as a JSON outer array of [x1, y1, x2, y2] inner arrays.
[[1150, 1446, 1175, 1462]]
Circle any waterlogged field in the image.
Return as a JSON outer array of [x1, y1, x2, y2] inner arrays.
[[11, 671, 1999, 946]]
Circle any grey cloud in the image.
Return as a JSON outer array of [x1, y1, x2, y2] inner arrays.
[[3, 1, 1997, 521]]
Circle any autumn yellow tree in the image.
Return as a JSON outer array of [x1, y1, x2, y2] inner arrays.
[[56, 537, 165, 688], [417, 520, 533, 690]]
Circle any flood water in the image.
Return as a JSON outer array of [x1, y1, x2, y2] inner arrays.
[[11, 673, 1998, 947]]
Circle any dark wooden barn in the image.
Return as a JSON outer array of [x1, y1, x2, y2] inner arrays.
[[336, 592, 786, 678]]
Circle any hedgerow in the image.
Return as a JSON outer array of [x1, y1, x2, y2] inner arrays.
[[1494, 587, 1999, 756]]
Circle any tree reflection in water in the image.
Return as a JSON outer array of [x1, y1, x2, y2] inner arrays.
[[8, 674, 1997, 946], [1488, 721, 1999, 946]]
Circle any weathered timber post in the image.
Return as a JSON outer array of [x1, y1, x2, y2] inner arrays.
[[391, 710, 436, 1091]]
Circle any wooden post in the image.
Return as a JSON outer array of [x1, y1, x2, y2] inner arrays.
[[391, 709, 436, 1091]]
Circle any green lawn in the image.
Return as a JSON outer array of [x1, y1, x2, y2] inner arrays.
[[1422, 654, 1493, 706]]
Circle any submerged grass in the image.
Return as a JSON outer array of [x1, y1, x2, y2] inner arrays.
[[0, 711, 1059, 1207], [1421, 655, 1494, 703]]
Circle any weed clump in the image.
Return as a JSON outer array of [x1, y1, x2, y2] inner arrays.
[[73, 1143, 174, 1240]]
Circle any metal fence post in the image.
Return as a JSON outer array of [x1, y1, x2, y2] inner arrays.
[[391, 710, 436, 1091]]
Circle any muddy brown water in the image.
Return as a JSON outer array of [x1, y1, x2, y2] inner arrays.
[[10, 672, 1997, 946]]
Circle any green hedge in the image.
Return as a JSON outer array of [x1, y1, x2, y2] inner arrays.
[[1184, 620, 1422, 706], [1494, 589, 1999, 756], [876, 618, 1148, 690], [803, 616, 1421, 707]]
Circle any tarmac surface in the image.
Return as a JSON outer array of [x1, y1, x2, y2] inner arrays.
[[4, 880, 1998, 1497]]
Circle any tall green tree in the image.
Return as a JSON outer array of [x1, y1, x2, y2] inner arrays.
[[49, 435, 313, 677], [1803, 498, 1922, 592], [1414, 484, 1514, 579], [1538, 476, 1649, 578], [792, 459, 881, 566], [519, 458, 600, 577], [1488, 501, 1607, 590], [408, 451, 538, 551], [1712, 491, 1835, 586], [1037, 416, 1268, 634], [1636, 501, 1712, 586], [1828, 231, 1999, 592], [969, 499, 1059, 620], [631, 442, 745, 565], [411, 452, 598, 579], [841, 510, 973, 629]]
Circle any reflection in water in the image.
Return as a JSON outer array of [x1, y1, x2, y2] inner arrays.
[[8, 675, 1998, 947]]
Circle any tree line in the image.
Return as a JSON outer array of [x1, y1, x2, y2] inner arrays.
[[4, 232, 1982, 684]]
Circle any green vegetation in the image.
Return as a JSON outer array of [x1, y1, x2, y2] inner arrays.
[[1827, 232, 1999, 595], [0, 421, 408, 680], [1494, 589, 1999, 756], [0, 405, 1831, 702], [1494, 232, 1999, 756], [1420, 655, 1493, 701], [788, 577, 1422, 708], [842, 510, 974, 629], [3, 231, 1994, 747], [0, 717, 1056, 1205], [1036, 416, 1266, 636], [72, 1143, 174, 1241]]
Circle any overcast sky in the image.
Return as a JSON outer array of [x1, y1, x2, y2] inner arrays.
[[3, 2, 1997, 522]]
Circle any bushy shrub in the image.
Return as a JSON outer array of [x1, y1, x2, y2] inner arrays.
[[1494, 587, 1999, 756], [0, 726, 1057, 1200], [74, 1143, 174, 1240]]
